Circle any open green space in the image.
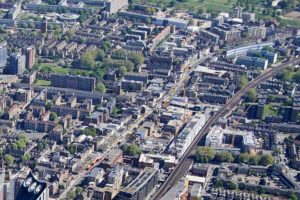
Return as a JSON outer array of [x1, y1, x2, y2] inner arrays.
[[34, 63, 69, 74], [34, 63, 93, 76], [133, 0, 300, 28], [278, 17, 300, 28], [262, 104, 278, 119], [35, 79, 51, 86], [133, 0, 239, 13]]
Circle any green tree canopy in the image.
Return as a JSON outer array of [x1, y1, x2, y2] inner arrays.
[[238, 75, 249, 90], [21, 153, 31, 163], [237, 153, 250, 163], [246, 88, 257, 102], [69, 144, 76, 154], [49, 112, 58, 121], [276, 69, 293, 82], [119, 66, 127, 76], [249, 155, 260, 165], [123, 144, 141, 156], [96, 82, 106, 93], [214, 151, 234, 163], [224, 181, 237, 190], [82, 127, 97, 137], [195, 147, 216, 163], [131, 52, 144, 65], [259, 154, 274, 166], [4, 154, 14, 166]]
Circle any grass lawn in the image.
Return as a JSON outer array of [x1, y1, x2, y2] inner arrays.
[[133, 0, 238, 13], [35, 79, 51, 86], [34, 63, 69, 74], [279, 17, 300, 28], [34, 63, 93, 76], [262, 104, 278, 119]]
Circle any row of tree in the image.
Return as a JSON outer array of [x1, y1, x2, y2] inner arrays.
[[195, 147, 274, 166]]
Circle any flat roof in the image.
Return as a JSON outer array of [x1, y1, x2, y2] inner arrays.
[[186, 175, 206, 184]]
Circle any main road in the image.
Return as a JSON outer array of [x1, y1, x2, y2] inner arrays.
[[152, 57, 300, 200]]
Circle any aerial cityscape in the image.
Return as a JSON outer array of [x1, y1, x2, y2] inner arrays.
[[0, 0, 300, 199]]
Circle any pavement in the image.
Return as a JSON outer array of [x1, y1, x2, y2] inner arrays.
[[152, 57, 300, 200]]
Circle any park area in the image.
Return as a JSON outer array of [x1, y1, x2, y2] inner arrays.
[[133, 0, 238, 13]]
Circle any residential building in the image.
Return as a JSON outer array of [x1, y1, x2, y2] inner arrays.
[[15, 172, 48, 200], [236, 56, 268, 70], [246, 50, 278, 64], [106, 0, 128, 14], [7, 53, 26, 75], [0, 41, 7, 69], [25, 46, 36, 69], [169, 114, 206, 158], [117, 167, 158, 200], [124, 72, 148, 85], [50, 74, 96, 91]]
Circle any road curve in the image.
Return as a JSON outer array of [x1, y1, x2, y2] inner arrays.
[[152, 58, 300, 200]]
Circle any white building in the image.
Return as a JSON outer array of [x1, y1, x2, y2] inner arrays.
[[205, 126, 256, 152], [170, 113, 206, 158]]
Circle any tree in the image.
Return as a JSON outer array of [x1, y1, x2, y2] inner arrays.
[[124, 60, 134, 72], [277, 69, 293, 82], [21, 153, 31, 163], [69, 144, 76, 154], [49, 112, 58, 121], [290, 192, 298, 200], [21, 22, 28, 29], [68, 191, 76, 199], [123, 144, 140, 156], [274, 147, 281, 154], [214, 151, 234, 163], [96, 49, 105, 61], [259, 178, 266, 185], [259, 154, 274, 166], [215, 180, 223, 188], [293, 70, 300, 84], [75, 187, 83, 195], [241, 31, 249, 38], [145, 18, 152, 24], [80, 52, 96, 69], [237, 153, 250, 163], [4, 154, 14, 167], [249, 155, 260, 165], [195, 147, 216, 163], [28, 22, 35, 29], [257, 186, 265, 195], [246, 88, 257, 102], [267, 95, 275, 103], [238, 75, 249, 90], [47, 24, 54, 30], [15, 140, 26, 149], [119, 66, 127, 76], [225, 181, 237, 190], [46, 101, 53, 110], [83, 127, 97, 137], [131, 52, 144, 65], [96, 82, 106, 93], [0, 26, 6, 34]]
